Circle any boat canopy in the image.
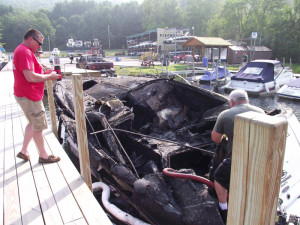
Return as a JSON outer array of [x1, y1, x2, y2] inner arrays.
[[201, 66, 231, 81], [287, 78, 300, 88], [231, 60, 281, 83]]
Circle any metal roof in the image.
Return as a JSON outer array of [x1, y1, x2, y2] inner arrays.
[[126, 29, 157, 39], [247, 46, 272, 51], [184, 37, 233, 47], [229, 46, 247, 51]]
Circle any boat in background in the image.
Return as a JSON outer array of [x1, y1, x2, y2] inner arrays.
[[223, 60, 295, 95], [200, 66, 232, 84], [277, 78, 300, 100]]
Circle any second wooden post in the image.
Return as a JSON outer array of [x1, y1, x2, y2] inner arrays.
[[72, 74, 92, 190]]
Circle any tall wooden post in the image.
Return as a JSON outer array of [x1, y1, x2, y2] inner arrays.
[[46, 80, 58, 138], [72, 74, 92, 190], [227, 111, 287, 225]]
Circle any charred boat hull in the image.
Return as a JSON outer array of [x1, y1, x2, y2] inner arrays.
[[54, 77, 230, 224]]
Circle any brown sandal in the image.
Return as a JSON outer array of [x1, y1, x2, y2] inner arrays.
[[16, 152, 30, 161], [39, 155, 60, 163]]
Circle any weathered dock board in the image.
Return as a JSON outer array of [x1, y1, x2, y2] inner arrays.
[[0, 67, 112, 225]]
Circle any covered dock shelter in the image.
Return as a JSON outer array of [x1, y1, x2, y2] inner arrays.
[[182, 37, 232, 63]]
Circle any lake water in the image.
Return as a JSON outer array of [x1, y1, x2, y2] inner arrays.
[[197, 84, 300, 121]]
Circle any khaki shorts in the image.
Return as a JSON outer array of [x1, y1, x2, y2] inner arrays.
[[15, 96, 48, 131]]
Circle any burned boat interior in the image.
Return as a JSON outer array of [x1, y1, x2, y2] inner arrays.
[[54, 77, 228, 225]]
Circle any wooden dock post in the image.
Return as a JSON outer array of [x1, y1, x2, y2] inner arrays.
[[227, 112, 288, 225], [46, 80, 58, 138], [72, 74, 92, 191]]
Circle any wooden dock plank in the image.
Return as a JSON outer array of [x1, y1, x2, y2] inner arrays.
[[18, 105, 86, 224], [13, 104, 44, 225], [42, 162, 85, 224], [1, 68, 112, 225], [0, 106, 6, 225], [19, 109, 64, 225], [44, 131, 113, 225], [4, 93, 22, 225], [0, 72, 10, 225]]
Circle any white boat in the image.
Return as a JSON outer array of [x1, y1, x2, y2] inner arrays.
[[67, 38, 75, 47], [74, 40, 83, 47], [223, 60, 295, 95], [277, 78, 300, 100], [277, 108, 300, 223]]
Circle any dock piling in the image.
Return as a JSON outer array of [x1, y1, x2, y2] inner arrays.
[[46, 80, 58, 138], [227, 112, 287, 225]]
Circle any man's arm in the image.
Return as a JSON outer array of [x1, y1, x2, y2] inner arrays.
[[211, 130, 223, 144], [23, 69, 59, 83]]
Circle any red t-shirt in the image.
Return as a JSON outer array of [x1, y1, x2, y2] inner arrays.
[[13, 44, 44, 101]]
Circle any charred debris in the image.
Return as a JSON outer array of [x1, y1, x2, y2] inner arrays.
[[53, 76, 229, 225]]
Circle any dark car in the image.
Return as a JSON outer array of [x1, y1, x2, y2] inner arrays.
[[76, 54, 115, 76]]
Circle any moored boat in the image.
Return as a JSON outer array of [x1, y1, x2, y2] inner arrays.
[[277, 108, 300, 223], [200, 66, 232, 83], [277, 78, 300, 100], [223, 60, 295, 95]]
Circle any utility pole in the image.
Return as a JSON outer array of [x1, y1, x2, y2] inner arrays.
[[174, 28, 177, 56], [48, 36, 50, 52], [108, 25, 111, 49]]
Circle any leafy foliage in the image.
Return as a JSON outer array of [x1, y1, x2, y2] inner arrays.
[[0, 0, 300, 62]]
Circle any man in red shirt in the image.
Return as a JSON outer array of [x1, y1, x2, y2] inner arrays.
[[13, 28, 61, 163]]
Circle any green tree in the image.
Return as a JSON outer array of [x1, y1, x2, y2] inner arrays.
[[1, 8, 55, 51], [142, 0, 184, 30], [181, 0, 224, 36]]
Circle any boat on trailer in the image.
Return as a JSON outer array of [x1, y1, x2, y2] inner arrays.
[[223, 60, 295, 95], [53, 76, 300, 225]]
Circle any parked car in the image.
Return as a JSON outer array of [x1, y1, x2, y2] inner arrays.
[[76, 54, 115, 76]]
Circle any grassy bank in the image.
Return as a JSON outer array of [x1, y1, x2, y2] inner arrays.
[[115, 62, 300, 76], [292, 64, 300, 73], [115, 64, 190, 76]]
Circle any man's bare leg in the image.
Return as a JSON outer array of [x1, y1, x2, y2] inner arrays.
[[20, 123, 33, 157], [214, 180, 228, 209], [32, 130, 49, 159]]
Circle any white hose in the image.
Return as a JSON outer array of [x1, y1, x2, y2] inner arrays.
[[92, 182, 150, 225]]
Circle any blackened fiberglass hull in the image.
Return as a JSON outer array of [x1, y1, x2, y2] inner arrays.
[[53, 77, 228, 225]]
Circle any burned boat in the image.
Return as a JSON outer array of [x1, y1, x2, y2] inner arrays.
[[54, 76, 228, 224]]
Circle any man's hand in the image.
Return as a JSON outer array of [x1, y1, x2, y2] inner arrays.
[[48, 71, 60, 80], [23, 69, 60, 82]]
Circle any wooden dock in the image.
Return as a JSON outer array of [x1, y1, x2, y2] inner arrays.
[[0, 67, 112, 224]]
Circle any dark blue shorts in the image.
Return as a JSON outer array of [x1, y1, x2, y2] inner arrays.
[[214, 158, 231, 190]]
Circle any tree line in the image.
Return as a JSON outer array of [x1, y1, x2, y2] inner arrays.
[[0, 0, 299, 62]]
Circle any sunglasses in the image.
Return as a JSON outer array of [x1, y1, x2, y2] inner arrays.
[[32, 36, 43, 46]]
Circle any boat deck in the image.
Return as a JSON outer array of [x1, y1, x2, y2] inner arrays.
[[0, 68, 112, 224]]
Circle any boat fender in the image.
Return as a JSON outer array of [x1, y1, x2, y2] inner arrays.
[[274, 80, 280, 91], [162, 168, 215, 189], [264, 83, 270, 93], [92, 181, 150, 225]]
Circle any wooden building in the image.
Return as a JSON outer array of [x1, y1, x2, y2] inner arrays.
[[227, 45, 247, 64], [182, 37, 232, 62], [227, 45, 272, 64], [247, 46, 272, 61]]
